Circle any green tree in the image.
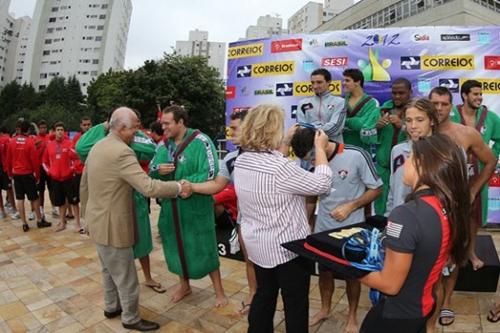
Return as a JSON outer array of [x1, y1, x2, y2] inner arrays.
[[87, 54, 225, 138], [0, 81, 21, 120]]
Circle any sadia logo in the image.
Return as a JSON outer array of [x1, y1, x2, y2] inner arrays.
[[485, 56, 500, 70], [252, 61, 295, 77], [413, 34, 430, 42], [440, 34, 470, 41], [324, 40, 348, 47], [421, 55, 474, 70], [228, 42, 264, 59], [400, 56, 421, 70], [321, 57, 348, 67], [236, 65, 252, 78], [293, 81, 342, 97], [275, 83, 293, 97], [271, 38, 302, 53], [439, 79, 459, 92], [226, 86, 236, 99]]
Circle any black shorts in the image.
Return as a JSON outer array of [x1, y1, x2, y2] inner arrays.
[[13, 174, 39, 201], [72, 174, 81, 202], [0, 169, 11, 190], [360, 299, 427, 333], [52, 178, 79, 206], [37, 167, 49, 192]]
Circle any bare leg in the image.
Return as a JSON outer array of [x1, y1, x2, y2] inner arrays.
[[7, 189, 16, 213], [72, 204, 81, 230], [16, 199, 27, 224], [209, 269, 228, 307], [310, 270, 333, 326], [214, 204, 225, 219], [237, 227, 256, 313], [439, 269, 458, 325], [468, 221, 484, 270], [345, 280, 361, 333], [171, 276, 192, 303], [32, 198, 42, 221], [306, 196, 317, 232], [0, 190, 5, 215], [427, 275, 444, 333], [56, 204, 67, 231]]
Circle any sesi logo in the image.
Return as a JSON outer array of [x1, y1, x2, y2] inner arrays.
[[321, 57, 348, 67]]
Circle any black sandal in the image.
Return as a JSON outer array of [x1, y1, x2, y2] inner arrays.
[[487, 303, 500, 323], [22, 223, 29, 232]]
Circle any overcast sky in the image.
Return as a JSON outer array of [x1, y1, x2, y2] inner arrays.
[[9, 0, 325, 69]]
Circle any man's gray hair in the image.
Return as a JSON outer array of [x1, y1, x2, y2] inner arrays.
[[109, 107, 135, 130]]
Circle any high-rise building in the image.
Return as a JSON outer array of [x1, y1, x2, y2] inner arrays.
[[175, 29, 226, 79], [5, 15, 32, 84], [287, 1, 352, 35], [0, 0, 12, 88], [244, 14, 288, 40], [22, 0, 132, 93]]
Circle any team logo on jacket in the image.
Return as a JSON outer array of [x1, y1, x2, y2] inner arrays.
[[338, 170, 348, 180], [178, 154, 186, 164]]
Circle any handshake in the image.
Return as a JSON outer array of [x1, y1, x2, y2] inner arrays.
[[178, 179, 193, 199]]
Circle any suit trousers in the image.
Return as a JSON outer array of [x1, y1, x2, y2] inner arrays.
[[95, 243, 140, 325], [248, 256, 311, 333]]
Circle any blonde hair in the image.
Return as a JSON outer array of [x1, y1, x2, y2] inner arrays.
[[239, 104, 284, 151]]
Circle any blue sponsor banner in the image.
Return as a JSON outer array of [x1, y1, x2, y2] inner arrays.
[[226, 26, 500, 129]]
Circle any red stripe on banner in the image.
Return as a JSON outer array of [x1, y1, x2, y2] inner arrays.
[[419, 196, 450, 317], [304, 242, 352, 266]]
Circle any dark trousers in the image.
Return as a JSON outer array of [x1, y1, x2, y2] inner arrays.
[[360, 299, 427, 333], [248, 256, 311, 333]]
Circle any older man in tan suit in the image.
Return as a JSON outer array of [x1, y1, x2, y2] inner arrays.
[[81, 107, 189, 331]]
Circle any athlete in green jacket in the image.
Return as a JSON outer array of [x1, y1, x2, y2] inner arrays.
[[374, 79, 412, 215]]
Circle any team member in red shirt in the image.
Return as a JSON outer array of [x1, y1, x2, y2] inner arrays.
[[43, 122, 82, 233], [67, 116, 92, 221], [0, 126, 18, 219], [34, 120, 52, 217], [5, 120, 51, 231]]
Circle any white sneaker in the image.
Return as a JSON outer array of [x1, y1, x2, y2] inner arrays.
[[5, 206, 13, 214], [0, 211, 6, 219], [10, 212, 20, 220], [28, 212, 35, 220]]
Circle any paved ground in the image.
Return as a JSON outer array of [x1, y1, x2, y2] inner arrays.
[[0, 202, 498, 332]]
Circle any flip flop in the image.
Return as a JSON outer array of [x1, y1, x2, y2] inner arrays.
[[438, 308, 455, 326], [239, 301, 251, 315], [78, 228, 86, 234], [487, 304, 500, 323], [145, 283, 166, 294]]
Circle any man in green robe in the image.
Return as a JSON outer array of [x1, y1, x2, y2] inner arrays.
[[76, 116, 167, 293], [450, 80, 499, 262], [374, 78, 412, 215], [150, 105, 228, 306], [342, 68, 379, 153]]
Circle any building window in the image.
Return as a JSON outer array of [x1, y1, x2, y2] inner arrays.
[[40, 73, 47, 79], [95, 36, 102, 41], [99, 14, 106, 19], [45, 39, 52, 44], [91, 71, 98, 76], [39, 85, 46, 90], [51, 7, 58, 12], [92, 59, 99, 64], [43, 50, 50, 56], [47, 28, 54, 33], [49, 17, 56, 23], [97, 25, 104, 30]]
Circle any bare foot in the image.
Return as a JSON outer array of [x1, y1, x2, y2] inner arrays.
[[171, 285, 191, 302], [214, 295, 228, 307], [55, 223, 66, 232], [309, 310, 329, 326], [469, 252, 484, 270], [344, 317, 359, 333]]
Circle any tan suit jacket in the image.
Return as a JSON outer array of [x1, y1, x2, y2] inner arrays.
[[81, 132, 179, 248]]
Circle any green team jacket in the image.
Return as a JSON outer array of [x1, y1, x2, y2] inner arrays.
[[343, 93, 379, 152], [150, 128, 220, 279], [76, 123, 157, 257], [374, 100, 407, 215], [451, 105, 500, 225]]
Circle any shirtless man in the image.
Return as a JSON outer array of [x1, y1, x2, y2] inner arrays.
[[427, 87, 496, 331]]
